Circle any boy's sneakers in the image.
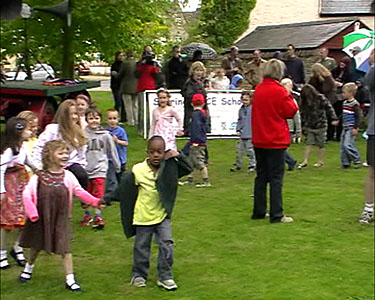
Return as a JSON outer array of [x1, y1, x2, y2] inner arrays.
[[80, 215, 93, 226], [280, 216, 294, 223], [92, 216, 105, 229], [178, 181, 193, 186], [359, 211, 373, 224], [353, 161, 361, 169], [248, 167, 255, 173], [230, 166, 241, 172], [130, 276, 146, 287], [157, 278, 178, 291], [195, 181, 211, 188]]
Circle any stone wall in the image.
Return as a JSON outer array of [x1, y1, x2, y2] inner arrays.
[[205, 49, 320, 83]]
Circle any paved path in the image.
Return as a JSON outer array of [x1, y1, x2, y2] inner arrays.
[[84, 75, 111, 91]]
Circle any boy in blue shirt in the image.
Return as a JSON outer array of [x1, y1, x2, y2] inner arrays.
[[105, 109, 129, 205], [231, 90, 256, 172]]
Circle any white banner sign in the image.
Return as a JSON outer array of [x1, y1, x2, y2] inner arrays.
[[145, 90, 244, 138]]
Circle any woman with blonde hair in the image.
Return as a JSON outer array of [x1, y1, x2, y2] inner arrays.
[[251, 59, 299, 223], [181, 61, 207, 134], [32, 100, 89, 188], [309, 63, 337, 140]]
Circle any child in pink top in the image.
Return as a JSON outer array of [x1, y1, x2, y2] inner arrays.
[[149, 88, 183, 150], [20, 140, 103, 292]]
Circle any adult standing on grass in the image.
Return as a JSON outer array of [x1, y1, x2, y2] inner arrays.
[[359, 49, 374, 224], [110, 52, 125, 122], [118, 51, 138, 126], [251, 59, 298, 223]]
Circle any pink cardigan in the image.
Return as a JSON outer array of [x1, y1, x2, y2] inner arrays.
[[22, 170, 100, 222]]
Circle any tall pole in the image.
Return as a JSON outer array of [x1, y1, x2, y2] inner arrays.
[[62, 22, 74, 78], [61, 0, 73, 78], [24, 18, 32, 79]]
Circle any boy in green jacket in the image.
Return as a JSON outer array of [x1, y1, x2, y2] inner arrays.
[[108, 136, 191, 291]]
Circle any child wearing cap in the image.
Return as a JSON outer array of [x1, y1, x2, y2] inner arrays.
[[181, 94, 211, 187]]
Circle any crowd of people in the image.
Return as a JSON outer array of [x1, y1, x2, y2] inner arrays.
[[0, 44, 373, 293]]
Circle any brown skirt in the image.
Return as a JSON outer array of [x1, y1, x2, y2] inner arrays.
[[20, 171, 71, 255], [0, 165, 29, 229]]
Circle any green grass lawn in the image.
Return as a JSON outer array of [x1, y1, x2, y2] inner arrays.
[[1, 91, 374, 300]]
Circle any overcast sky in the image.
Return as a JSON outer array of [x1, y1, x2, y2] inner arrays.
[[181, 0, 200, 12]]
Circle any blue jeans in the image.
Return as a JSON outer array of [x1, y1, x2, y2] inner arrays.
[[340, 128, 361, 166], [285, 151, 296, 168], [131, 218, 174, 280]]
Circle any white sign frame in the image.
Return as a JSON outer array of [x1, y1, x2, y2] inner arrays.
[[143, 90, 245, 139]]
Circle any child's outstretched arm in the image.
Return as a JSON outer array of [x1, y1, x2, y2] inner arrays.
[[22, 175, 39, 222], [66, 171, 101, 207]]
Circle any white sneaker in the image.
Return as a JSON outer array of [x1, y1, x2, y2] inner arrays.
[[130, 276, 146, 287], [0, 258, 9, 269], [359, 212, 373, 224], [157, 278, 178, 291], [195, 182, 211, 187], [280, 216, 294, 223]]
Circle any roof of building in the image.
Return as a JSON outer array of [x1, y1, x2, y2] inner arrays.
[[234, 18, 368, 52], [320, 0, 375, 16]]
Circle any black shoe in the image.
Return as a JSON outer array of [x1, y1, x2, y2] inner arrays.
[[287, 161, 296, 171], [10, 249, 26, 267], [230, 166, 241, 172]]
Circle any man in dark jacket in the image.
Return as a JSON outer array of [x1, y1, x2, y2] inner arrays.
[[284, 44, 305, 88], [165, 46, 189, 90], [111, 51, 124, 120]]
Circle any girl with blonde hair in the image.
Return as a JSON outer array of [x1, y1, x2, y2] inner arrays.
[[32, 100, 89, 188], [17, 111, 39, 155], [20, 140, 102, 291]]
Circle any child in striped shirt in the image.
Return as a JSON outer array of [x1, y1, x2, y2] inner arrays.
[[340, 82, 362, 168]]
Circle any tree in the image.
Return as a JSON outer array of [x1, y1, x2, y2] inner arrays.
[[197, 0, 256, 50], [0, 0, 176, 77]]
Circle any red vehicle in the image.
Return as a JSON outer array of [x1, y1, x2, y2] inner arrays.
[[75, 63, 91, 76], [0, 80, 100, 128]]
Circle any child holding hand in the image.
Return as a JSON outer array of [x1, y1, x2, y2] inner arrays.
[[0, 117, 33, 269], [149, 88, 183, 151], [107, 136, 192, 291], [20, 140, 103, 291], [82, 108, 120, 228]]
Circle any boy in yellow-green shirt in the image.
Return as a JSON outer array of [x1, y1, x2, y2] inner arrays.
[[108, 136, 192, 291]]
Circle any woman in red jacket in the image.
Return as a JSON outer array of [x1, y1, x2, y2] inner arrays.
[[251, 59, 298, 223]]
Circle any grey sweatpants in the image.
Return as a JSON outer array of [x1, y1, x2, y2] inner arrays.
[[235, 138, 256, 169], [131, 218, 174, 280]]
